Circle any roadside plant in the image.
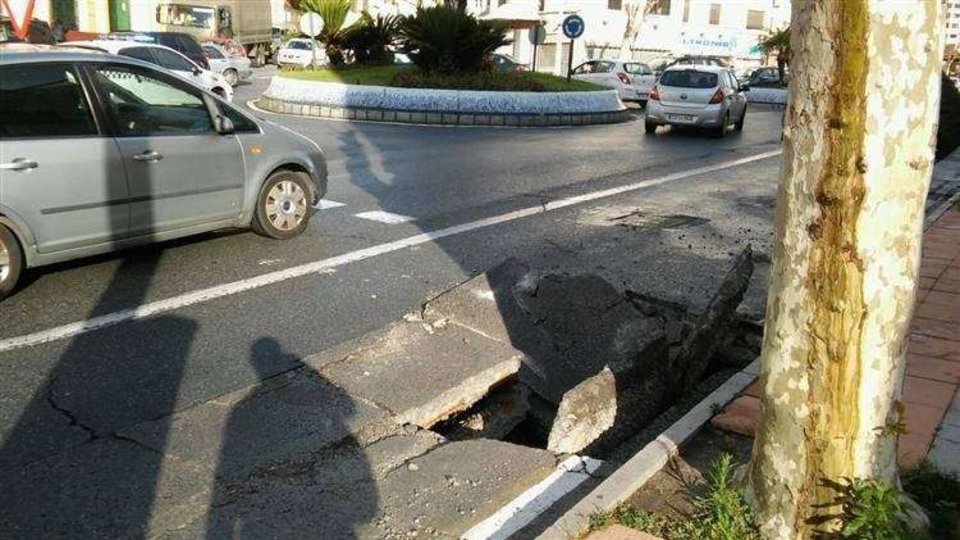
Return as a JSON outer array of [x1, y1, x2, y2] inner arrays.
[[398, 6, 510, 73], [299, 0, 357, 66], [835, 478, 919, 539], [344, 12, 400, 66]]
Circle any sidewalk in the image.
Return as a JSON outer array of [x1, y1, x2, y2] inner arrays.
[[713, 202, 960, 471]]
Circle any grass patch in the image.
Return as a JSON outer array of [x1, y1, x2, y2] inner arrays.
[[280, 64, 403, 86], [279, 65, 604, 92], [591, 454, 760, 540]]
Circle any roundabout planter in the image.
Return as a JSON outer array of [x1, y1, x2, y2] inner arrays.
[[256, 76, 631, 126]]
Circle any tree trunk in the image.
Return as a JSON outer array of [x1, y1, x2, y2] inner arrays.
[[744, 1, 942, 537], [618, 0, 648, 59]]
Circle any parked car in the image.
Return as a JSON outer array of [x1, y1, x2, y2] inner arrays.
[[489, 53, 528, 72], [276, 38, 324, 68], [64, 40, 233, 100], [644, 65, 749, 137], [743, 66, 788, 87], [571, 59, 656, 103], [0, 44, 327, 300], [202, 42, 252, 86], [0, 17, 55, 44], [103, 31, 210, 69]]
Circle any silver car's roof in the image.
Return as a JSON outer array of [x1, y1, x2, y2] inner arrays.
[[0, 43, 145, 66], [660, 64, 731, 74]]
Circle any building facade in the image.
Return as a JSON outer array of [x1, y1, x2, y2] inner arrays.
[[946, 1, 960, 50], [471, 0, 791, 75]]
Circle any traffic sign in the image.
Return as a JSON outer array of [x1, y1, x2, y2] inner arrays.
[[299, 12, 324, 37], [562, 14, 584, 40], [528, 24, 546, 46]]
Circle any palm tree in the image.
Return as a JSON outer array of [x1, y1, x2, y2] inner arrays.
[[758, 27, 790, 84], [300, 0, 358, 66]]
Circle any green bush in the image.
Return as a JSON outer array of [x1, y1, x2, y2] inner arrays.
[[836, 478, 919, 539], [398, 6, 509, 73], [344, 13, 400, 66], [938, 72, 960, 160], [903, 461, 960, 539]]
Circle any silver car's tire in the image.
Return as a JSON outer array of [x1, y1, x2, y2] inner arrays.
[[223, 68, 240, 87], [712, 113, 729, 138], [0, 224, 23, 301], [252, 172, 313, 240], [735, 106, 746, 132]]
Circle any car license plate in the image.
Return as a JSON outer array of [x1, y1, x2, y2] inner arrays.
[[667, 114, 695, 123]]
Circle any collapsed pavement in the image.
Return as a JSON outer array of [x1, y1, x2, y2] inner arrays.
[[0, 251, 760, 538]]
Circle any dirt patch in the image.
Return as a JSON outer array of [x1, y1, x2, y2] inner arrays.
[[623, 425, 753, 521]]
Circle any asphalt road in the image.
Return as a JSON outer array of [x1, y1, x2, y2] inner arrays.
[[0, 68, 789, 471]]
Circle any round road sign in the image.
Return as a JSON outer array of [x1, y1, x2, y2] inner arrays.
[[299, 12, 324, 37], [528, 24, 547, 45], [562, 14, 584, 39]]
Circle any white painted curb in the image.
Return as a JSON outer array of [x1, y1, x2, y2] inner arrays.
[[535, 359, 760, 539]]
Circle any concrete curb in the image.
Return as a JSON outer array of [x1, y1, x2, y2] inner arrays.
[[744, 87, 788, 105], [535, 359, 760, 539], [257, 76, 631, 127]]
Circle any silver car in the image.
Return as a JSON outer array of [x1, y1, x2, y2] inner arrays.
[[644, 65, 749, 137], [202, 42, 253, 87], [0, 44, 327, 300]]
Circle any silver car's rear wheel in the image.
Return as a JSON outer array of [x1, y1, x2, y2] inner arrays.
[[0, 224, 23, 301], [223, 68, 239, 87], [253, 171, 314, 239]]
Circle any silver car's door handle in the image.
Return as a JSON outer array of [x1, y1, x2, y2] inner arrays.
[[132, 151, 163, 163], [0, 158, 38, 171]]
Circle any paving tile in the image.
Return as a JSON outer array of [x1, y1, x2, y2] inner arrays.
[[901, 401, 947, 438], [906, 353, 960, 384], [898, 432, 934, 469], [907, 334, 960, 361], [923, 290, 960, 308], [918, 276, 937, 291], [709, 395, 760, 437], [915, 301, 960, 322], [902, 375, 957, 409], [920, 262, 949, 279], [743, 380, 762, 398], [932, 278, 960, 294], [928, 438, 960, 476], [910, 317, 960, 341]]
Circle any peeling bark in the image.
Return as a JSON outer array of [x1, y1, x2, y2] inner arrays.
[[744, 1, 943, 537]]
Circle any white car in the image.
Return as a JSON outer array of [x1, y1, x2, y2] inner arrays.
[[571, 59, 657, 104], [202, 42, 252, 87], [644, 65, 749, 138], [277, 38, 326, 68], [63, 40, 233, 101]]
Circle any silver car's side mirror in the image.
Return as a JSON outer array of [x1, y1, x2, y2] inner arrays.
[[216, 116, 235, 135]]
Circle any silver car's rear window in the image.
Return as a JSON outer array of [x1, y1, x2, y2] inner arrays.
[[659, 70, 718, 88]]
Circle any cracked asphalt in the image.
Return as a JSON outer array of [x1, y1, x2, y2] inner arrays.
[[0, 68, 801, 537]]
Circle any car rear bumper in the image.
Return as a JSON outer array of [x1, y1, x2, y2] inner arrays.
[[645, 102, 725, 126]]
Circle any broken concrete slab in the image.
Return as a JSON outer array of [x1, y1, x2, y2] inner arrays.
[[675, 246, 755, 392], [373, 439, 557, 537], [424, 258, 666, 405], [319, 322, 522, 428], [547, 334, 671, 456], [444, 383, 531, 441]]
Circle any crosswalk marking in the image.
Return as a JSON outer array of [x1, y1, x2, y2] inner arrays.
[[313, 199, 346, 210], [353, 211, 416, 224]]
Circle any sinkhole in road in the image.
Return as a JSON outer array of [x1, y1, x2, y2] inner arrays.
[[576, 207, 711, 231]]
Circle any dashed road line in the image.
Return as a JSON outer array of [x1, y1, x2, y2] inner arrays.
[[353, 210, 416, 224], [314, 199, 347, 210], [0, 149, 781, 354]]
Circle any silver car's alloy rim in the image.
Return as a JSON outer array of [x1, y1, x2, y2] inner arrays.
[[265, 180, 308, 232], [0, 238, 9, 284]]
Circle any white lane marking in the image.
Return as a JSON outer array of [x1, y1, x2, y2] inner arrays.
[[313, 199, 346, 210], [0, 150, 781, 353], [461, 455, 604, 540], [354, 210, 416, 224]]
